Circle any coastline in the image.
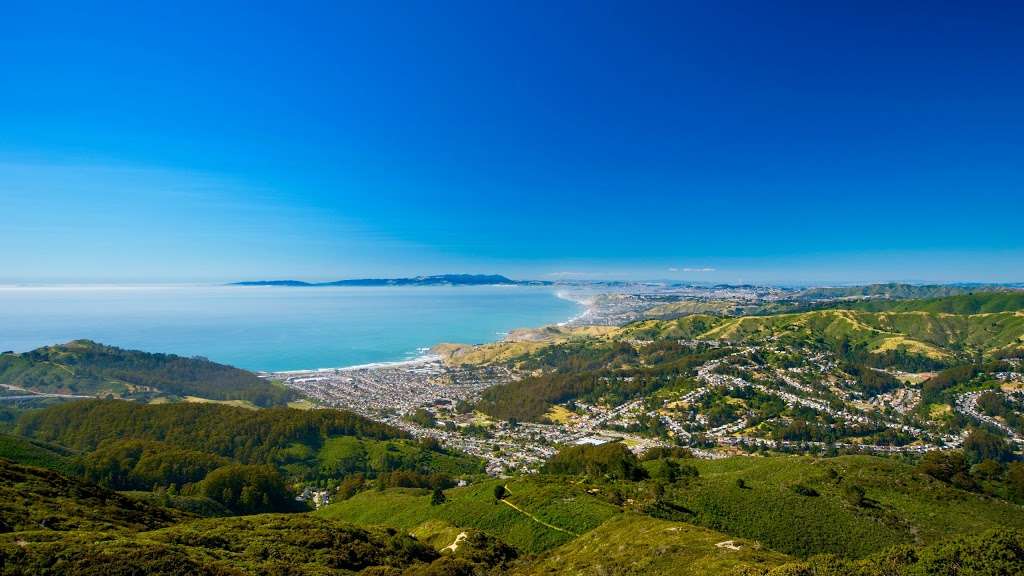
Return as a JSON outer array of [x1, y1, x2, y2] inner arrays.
[[267, 353, 444, 375], [554, 290, 595, 326], [271, 289, 592, 374]]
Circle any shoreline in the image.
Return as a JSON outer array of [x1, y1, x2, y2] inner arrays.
[[269, 289, 593, 374], [267, 353, 444, 375], [554, 290, 595, 326]]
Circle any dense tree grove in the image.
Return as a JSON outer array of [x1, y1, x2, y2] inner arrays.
[[834, 338, 948, 372], [542, 443, 647, 481], [197, 464, 292, 514], [919, 362, 1011, 405], [79, 439, 230, 490], [17, 400, 407, 463], [915, 448, 1024, 503], [963, 428, 1014, 464], [841, 363, 900, 397]]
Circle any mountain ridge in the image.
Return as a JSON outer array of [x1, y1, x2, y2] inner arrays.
[[231, 274, 551, 287]]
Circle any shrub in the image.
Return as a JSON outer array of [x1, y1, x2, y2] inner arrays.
[[843, 484, 865, 507], [790, 484, 818, 497]]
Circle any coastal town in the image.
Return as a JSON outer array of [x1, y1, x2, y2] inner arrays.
[[274, 298, 1024, 477]]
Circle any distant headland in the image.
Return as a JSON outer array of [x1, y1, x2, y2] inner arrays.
[[230, 274, 552, 287]]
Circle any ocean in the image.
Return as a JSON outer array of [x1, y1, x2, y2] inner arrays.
[[0, 285, 582, 372]]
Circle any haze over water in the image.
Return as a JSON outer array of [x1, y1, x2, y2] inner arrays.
[[0, 285, 581, 372]]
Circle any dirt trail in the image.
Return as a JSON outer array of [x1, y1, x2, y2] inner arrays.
[[499, 485, 577, 536]]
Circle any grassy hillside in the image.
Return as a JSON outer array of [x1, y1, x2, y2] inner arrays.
[[0, 340, 293, 406], [0, 513, 443, 576], [518, 513, 791, 576], [0, 458, 514, 575], [0, 458, 181, 533], [320, 454, 1024, 571], [838, 290, 1024, 314], [743, 528, 1024, 576], [660, 455, 1024, 558], [319, 477, 620, 553], [0, 432, 76, 474], [622, 309, 1024, 360]]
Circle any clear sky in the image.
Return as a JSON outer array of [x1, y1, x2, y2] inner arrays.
[[2, 1, 1022, 284]]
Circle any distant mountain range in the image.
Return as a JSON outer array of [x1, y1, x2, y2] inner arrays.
[[231, 274, 551, 287]]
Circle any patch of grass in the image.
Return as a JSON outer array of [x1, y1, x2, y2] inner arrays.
[[318, 477, 619, 554], [1, 514, 439, 575], [544, 405, 577, 424], [183, 396, 259, 410], [0, 433, 75, 474], [665, 455, 1024, 559], [518, 513, 791, 576]]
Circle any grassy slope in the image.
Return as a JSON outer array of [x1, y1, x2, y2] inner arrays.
[[318, 477, 620, 554], [842, 291, 1024, 314], [622, 309, 1024, 358], [518, 513, 792, 576], [0, 458, 181, 533], [1, 514, 439, 576], [667, 455, 1024, 558], [0, 432, 76, 474]]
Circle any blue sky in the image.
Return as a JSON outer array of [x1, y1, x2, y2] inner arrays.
[[2, 1, 1022, 284]]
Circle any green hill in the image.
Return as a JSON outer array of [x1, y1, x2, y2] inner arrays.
[[0, 340, 293, 406], [16, 399, 405, 459], [658, 455, 1024, 558], [12, 400, 482, 505], [0, 458, 181, 533], [744, 528, 1024, 576], [0, 432, 76, 474], [0, 456, 508, 576], [319, 453, 1024, 573], [517, 513, 791, 576], [839, 290, 1024, 314], [319, 476, 620, 554], [622, 308, 1024, 361]]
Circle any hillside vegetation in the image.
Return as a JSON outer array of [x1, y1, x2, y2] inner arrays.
[[0, 458, 181, 533], [0, 340, 293, 406], [0, 432, 76, 474], [518, 513, 791, 576], [320, 476, 620, 554], [823, 290, 1024, 314], [318, 452, 1024, 574], [659, 455, 1024, 558], [623, 308, 1024, 360], [10, 401, 482, 516]]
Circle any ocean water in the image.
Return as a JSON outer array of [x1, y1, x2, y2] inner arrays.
[[0, 285, 582, 372]]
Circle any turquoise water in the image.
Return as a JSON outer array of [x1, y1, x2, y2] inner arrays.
[[0, 285, 581, 371]]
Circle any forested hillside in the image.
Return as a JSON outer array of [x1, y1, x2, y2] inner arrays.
[[9, 400, 483, 516], [0, 340, 293, 406], [16, 400, 405, 458], [0, 459, 490, 575]]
